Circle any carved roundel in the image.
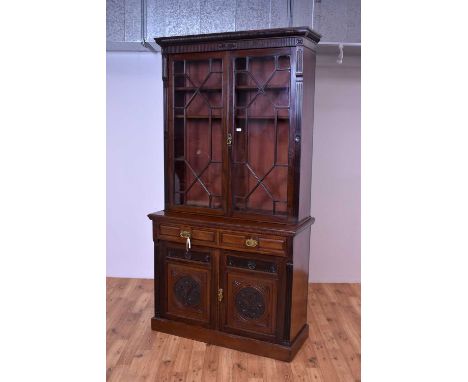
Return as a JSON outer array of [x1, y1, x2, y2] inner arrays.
[[173, 276, 201, 307], [235, 286, 266, 320]]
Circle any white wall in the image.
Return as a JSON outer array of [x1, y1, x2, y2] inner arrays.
[[106, 52, 164, 278], [310, 54, 361, 282], [106, 51, 361, 282]]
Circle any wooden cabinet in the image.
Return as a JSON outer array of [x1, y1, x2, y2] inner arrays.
[[161, 243, 213, 326], [149, 27, 320, 362], [220, 252, 280, 339]]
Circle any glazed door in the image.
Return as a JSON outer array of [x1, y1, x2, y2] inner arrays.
[[160, 242, 213, 327], [219, 252, 280, 340], [229, 49, 293, 220], [168, 52, 228, 214]]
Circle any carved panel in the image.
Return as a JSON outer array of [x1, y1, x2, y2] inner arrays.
[[296, 48, 303, 76], [235, 286, 266, 320], [174, 275, 201, 307], [223, 270, 277, 336], [295, 81, 303, 132], [165, 261, 211, 324], [162, 37, 313, 54]]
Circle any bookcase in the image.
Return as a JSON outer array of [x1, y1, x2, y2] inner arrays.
[[148, 27, 321, 361]]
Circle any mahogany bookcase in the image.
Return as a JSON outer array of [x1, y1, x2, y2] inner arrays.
[[148, 27, 321, 361]]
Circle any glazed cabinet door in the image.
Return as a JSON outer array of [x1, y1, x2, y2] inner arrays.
[[158, 242, 213, 327], [167, 52, 228, 214], [229, 49, 294, 220], [219, 252, 280, 340]]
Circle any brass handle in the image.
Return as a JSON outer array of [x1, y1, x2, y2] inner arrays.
[[227, 133, 232, 146], [245, 238, 258, 248], [180, 230, 191, 239], [218, 288, 223, 302]]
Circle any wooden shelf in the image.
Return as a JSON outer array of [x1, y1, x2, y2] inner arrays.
[[235, 85, 289, 90], [175, 115, 222, 119], [175, 87, 222, 91], [235, 115, 289, 120], [174, 115, 289, 120], [175, 115, 289, 120], [173, 85, 289, 92]]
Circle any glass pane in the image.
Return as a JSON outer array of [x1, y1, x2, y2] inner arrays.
[[247, 120, 275, 179], [172, 58, 223, 209], [276, 120, 289, 165], [174, 119, 184, 160], [235, 57, 247, 71], [278, 55, 290, 70], [249, 56, 275, 84], [232, 54, 291, 216]]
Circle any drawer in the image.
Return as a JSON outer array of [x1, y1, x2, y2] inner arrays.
[[166, 246, 212, 265], [158, 223, 217, 245], [219, 231, 287, 256], [226, 254, 278, 274]]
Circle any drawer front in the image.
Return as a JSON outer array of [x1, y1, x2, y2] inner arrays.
[[155, 222, 288, 256], [158, 223, 217, 245], [219, 231, 287, 256]]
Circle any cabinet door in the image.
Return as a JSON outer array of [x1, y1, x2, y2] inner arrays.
[[220, 252, 279, 339], [167, 52, 227, 214], [161, 243, 213, 326], [229, 49, 293, 220]]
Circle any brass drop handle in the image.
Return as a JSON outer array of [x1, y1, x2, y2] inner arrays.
[[180, 230, 191, 239], [245, 238, 258, 248], [227, 133, 233, 146], [218, 288, 223, 302], [180, 231, 191, 252]]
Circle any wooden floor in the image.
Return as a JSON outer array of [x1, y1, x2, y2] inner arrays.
[[107, 278, 360, 382]]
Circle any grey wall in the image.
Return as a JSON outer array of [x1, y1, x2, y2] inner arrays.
[[314, 0, 361, 42], [107, 0, 361, 48], [106, 51, 361, 282], [147, 0, 292, 37]]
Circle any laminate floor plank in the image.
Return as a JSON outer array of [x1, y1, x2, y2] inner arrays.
[[106, 278, 361, 381], [200, 344, 219, 382], [185, 340, 206, 382], [311, 285, 360, 381]]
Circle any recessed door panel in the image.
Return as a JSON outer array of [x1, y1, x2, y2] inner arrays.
[[230, 50, 292, 218], [164, 246, 212, 325], [169, 53, 226, 213], [220, 253, 279, 338]]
